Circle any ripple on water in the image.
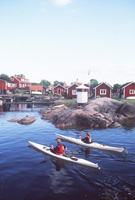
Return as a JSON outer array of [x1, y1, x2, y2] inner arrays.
[[0, 110, 135, 200]]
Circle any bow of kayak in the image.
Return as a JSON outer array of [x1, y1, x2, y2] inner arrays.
[[55, 133, 125, 153], [28, 141, 100, 169]]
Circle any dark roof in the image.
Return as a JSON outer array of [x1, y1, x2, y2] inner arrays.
[[43, 85, 48, 89], [118, 82, 133, 89], [90, 84, 98, 90]]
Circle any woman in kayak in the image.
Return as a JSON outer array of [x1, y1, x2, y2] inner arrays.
[[80, 132, 92, 144], [51, 139, 67, 155]]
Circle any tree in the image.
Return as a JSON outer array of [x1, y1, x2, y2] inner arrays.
[[17, 74, 25, 77], [0, 74, 12, 82], [90, 79, 98, 85], [54, 80, 59, 86], [113, 83, 121, 93], [40, 80, 51, 86], [53, 80, 64, 86], [31, 82, 39, 85]]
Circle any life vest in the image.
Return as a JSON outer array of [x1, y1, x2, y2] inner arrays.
[[88, 136, 92, 143], [55, 144, 65, 155]]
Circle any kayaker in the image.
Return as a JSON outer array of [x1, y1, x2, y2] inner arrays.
[[51, 139, 67, 155], [80, 132, 92, 143]]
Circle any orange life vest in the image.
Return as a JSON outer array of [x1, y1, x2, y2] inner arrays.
[[55, 144, 65, 155]]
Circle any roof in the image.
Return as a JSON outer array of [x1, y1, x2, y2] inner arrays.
[[30, 85, 43, 90], [93, 82, 113, 90], [71, 82, 82, 86], [90, 84, 98, 90], [67, 83, 78, 89], [54, 84, 65, 89], [118, 82, 134, 89], [0, 78, 14, 83], [76, 85, 89, 89], [43, 85, 48, 89]]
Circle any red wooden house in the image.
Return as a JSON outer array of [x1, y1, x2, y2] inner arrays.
[[11, 75, 30, 89], [92, 82, 113, 98], [54, 84, 65, 96], [118, 82, 135, 99], [0, 79, 16, 94], [67, 83, 78, 99]]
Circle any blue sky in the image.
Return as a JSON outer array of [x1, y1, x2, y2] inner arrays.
[[0, 0, 135, 85]]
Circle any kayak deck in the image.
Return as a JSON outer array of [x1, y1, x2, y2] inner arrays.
[[55, 133, 125, 153], [28, 141, 100, 169]]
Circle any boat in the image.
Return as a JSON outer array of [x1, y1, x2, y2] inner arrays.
[[28, 141, 100, 169], [55, 133, 125, 153]]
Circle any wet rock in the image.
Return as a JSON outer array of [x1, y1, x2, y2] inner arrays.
[[116, 103, 135, 118], [108, 122, 121, 128], [17, 116, 36, 125], [8, 118, 19, 122]]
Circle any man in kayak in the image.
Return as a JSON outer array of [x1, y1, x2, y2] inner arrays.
[[51, 139, 67, 155], [80, 132, 92, 144]]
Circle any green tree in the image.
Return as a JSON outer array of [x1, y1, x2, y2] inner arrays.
[[0, 73, 11, 82], [113, 83, 121, 93], [40, 80, 51, 86], [17, 74, 25, 77], [54, 80, 64, 86], [54, 80, 60, 86], [31, 82, 39, 85], [90, 79, 98, 85]]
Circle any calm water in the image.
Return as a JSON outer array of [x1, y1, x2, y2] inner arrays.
[[0, 105, 135, 200]]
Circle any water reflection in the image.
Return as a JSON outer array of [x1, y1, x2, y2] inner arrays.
[[0, 105, 3, 114], [51, 158, 65, 171], [79, 147, 92, 155], [48, 167, 74, 195]]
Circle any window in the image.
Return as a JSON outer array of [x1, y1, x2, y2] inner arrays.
[[77, 89, 82, 92], [72, 90, 77, 95], [129, 90, 135, 94], [100, 89, 106, 95]]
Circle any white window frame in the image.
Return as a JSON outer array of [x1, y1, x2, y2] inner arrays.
[[100, 89, 106, 95], [72, 90, 77, 95], [129, 90, 135, 94]]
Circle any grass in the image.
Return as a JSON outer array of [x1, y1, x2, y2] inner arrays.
[[55, 99, 76, 103], [113, 97, 135, 104]]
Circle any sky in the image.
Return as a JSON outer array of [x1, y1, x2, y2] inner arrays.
[[0, 0, 135, 86]]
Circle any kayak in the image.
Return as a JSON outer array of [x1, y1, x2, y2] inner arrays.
[[55, 133, 125, 153], [28, 141, 100, 169]]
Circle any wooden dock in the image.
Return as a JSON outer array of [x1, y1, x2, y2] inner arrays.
[[3, 101, 54, 105]]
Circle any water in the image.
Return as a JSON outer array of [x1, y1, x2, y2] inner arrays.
[[0, 105, 135, 200]]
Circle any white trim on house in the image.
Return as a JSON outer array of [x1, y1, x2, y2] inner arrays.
[[129, 89, 135, 94], [72, 90, 77, 95], [93, 82, 113, 90], [100, 89, 106, 95], [54, 84, 65, 89], [121, 82, 134, 89], [67, 83, 78, 90], [123, 88, 125, 98]]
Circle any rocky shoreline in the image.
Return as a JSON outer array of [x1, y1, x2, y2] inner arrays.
[[40, 97, 135, 130]]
